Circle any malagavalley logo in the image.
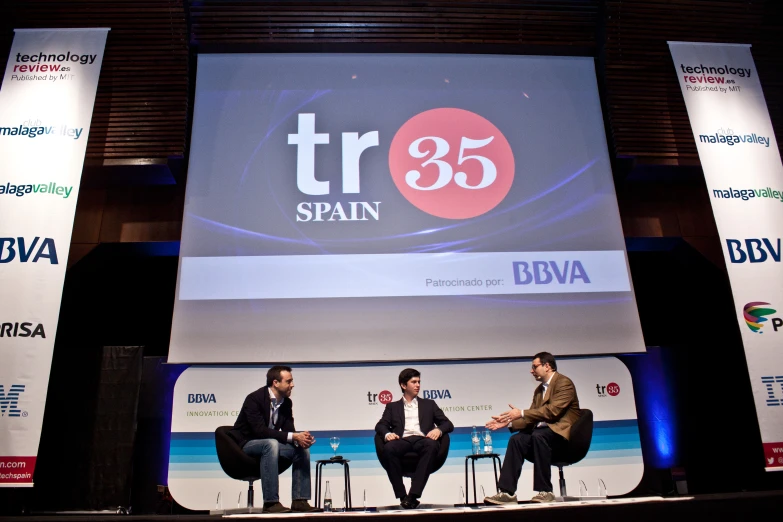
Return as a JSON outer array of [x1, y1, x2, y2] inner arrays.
[[699, 128, 770, 148]]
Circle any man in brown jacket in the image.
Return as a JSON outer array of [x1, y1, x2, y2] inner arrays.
[[483, 352, 580, 504]]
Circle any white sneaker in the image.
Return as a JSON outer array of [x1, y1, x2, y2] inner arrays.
[[484, 491, 518, 505], [531, 491, 556, 503]]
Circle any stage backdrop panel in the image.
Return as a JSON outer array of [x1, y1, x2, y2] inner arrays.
[[668, 42, 783, 471], [0, 28, 108, 486], [168, 357, 643, 509], [168, 53, 646, 363]]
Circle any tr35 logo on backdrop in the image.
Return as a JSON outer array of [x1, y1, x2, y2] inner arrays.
[[0, 384, 26, 417], [367, 390, 393, 405], [289, 108, 515, 222], [596, 383, 620, 398]]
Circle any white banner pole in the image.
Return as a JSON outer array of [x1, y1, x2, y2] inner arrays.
[[0, 27, 109, 486], [668, 41, 783, 471]]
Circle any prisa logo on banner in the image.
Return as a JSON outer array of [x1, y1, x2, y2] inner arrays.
[[0, 322, 46, 338], [761, 376, 783, 407], [699, 128, 770, 148], [0, 237, 58, 264], [743, 302, 781, 334], [726, 238, 781, 263], [0, 384, 26, 417], [289, 108, 514, 222]]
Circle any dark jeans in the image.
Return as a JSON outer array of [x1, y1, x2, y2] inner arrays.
[[382, 435, 439, 499], [243, 438, 311, 503], [497, 426, 565, 494]]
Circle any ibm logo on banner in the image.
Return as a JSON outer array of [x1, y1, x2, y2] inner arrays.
[[0, 384, 25, 417], [761, 376, 783, 407]]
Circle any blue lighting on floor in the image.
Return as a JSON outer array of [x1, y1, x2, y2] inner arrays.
[[621, 347, 678, 469]]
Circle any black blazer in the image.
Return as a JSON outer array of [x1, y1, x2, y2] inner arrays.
[[375, 397, 454, 440], [229, 386, 296, 447]]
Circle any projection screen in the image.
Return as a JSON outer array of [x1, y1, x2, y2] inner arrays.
[[168, 53, 646, 363]]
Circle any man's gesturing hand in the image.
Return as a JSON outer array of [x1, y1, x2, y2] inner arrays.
[[492, 404, 522, 425], [485, 419, 507, 431], [385, 433, 400, 441]]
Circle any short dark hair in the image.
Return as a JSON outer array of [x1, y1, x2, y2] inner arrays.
[[267, 365, 293, 386], [398, 368, 420, 390], [533, 352, 557, 371]]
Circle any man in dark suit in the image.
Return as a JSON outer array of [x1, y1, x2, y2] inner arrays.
[[375, 368, 454, 509], [483, 352, 581, 504], [229, 365, 318, 513]]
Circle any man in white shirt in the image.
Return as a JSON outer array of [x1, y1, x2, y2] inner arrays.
[[483, 352, 581, 504], [375, 368, 454, 509]]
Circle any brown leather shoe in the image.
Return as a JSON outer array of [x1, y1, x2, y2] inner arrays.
[[262, 502, 291, 513], [290, 500, 321, 512]]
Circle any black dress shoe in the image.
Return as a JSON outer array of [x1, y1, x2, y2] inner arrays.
[[400, 495, 420, 509]]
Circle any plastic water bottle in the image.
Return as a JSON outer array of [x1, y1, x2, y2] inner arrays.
[[471, 426, 480, 455], [483, 431, 493, 454], [323, 480, 332, 512]]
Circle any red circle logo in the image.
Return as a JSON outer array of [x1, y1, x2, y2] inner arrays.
[[389, 108, 515, 219], [607, 383, 620, 397], [378, 390, 393, 404]]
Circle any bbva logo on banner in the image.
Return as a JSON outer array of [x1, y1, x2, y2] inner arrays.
[[289, 108, 515, 222], [0, 237, 58, 264]]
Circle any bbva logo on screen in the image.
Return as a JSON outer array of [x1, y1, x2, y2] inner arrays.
[[0, 237, 58, 264], [188, 393, 216, 403], [289, 108, 515, 222]]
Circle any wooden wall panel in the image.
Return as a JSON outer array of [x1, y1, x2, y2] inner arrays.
[[189, 1, 600, 47], [603, 0, 783, 163], [1, 0, 189, 162]]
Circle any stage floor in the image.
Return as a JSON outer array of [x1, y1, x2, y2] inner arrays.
[[4, 490, 782, 521]]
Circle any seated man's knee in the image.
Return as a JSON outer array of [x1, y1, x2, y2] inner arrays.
[[264, 439, 280, 455], [421, 438, 439, 452]]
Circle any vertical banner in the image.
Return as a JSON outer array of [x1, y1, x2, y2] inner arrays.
[[0, 28, 108, 486], [669, 42, 783, 471]]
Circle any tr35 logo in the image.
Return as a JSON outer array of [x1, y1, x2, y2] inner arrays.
[[289, 108, 515, 221]]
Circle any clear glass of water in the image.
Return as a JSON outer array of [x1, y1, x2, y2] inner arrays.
[[471, 431, 480, 454], [329, 436, 340, 458], [482, 430, 493, 453]]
